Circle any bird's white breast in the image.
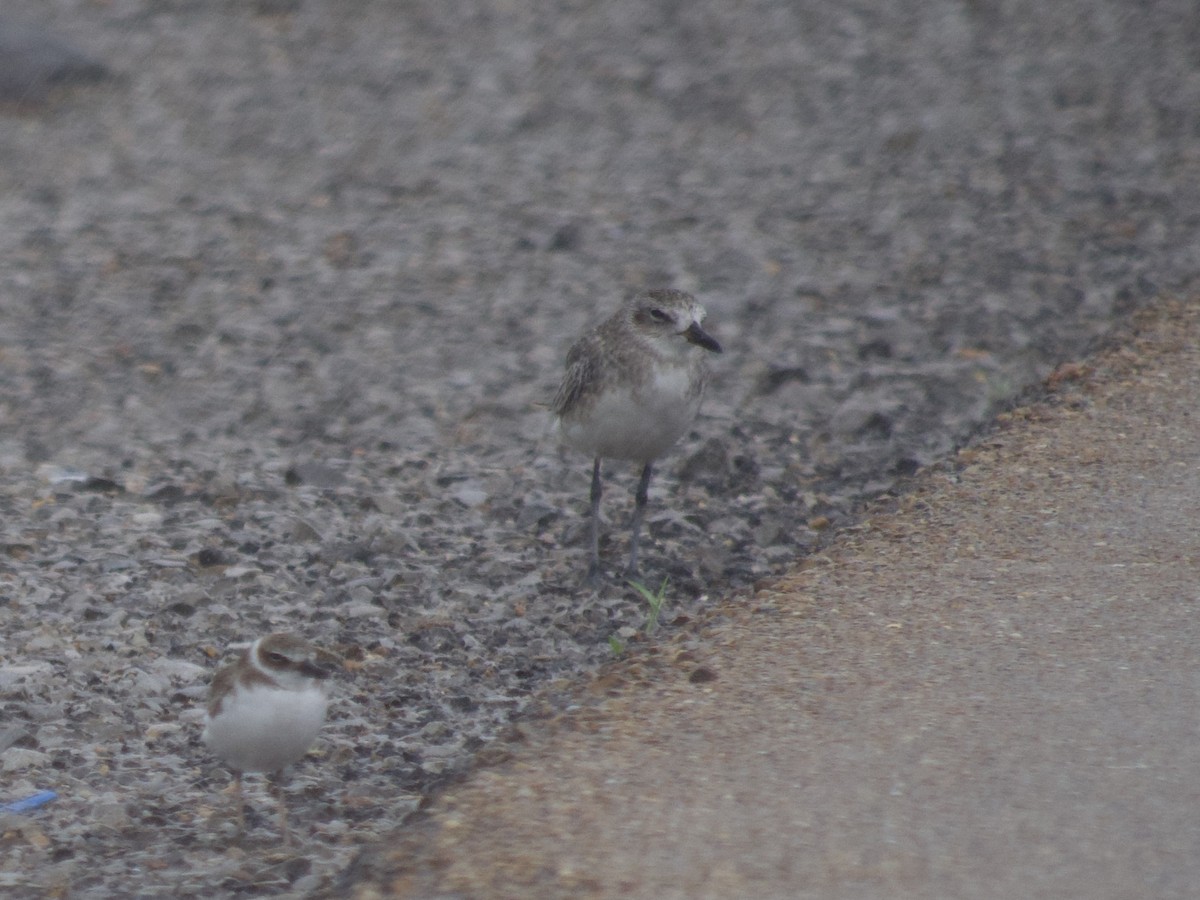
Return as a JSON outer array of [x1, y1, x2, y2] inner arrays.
[[561, 361, 703, 462], [203, 681, 328, 774]]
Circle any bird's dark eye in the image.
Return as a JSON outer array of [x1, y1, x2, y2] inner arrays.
[[648, 308, 671, 323], [265, 652, 288, 665]]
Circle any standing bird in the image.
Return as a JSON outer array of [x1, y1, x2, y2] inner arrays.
[[553, 289, 722, 581], [203, 633, 340, 843]]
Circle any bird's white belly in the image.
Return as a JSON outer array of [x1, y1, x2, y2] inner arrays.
[[203, 683, 328, 774], [561, 366, 701, 462]]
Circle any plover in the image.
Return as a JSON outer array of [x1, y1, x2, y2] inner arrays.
[[203, 633, 340, 842], [553, 288, 722, 581]]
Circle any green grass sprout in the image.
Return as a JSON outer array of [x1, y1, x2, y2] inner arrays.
[[627, 576, 670, 635]]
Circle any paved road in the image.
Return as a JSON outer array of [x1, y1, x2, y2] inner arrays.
[[334, 297, 1200, 899]]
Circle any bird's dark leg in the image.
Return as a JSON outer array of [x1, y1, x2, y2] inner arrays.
[[627, 462, 654, 576], [233, 772, 246, 835], [269, 775, 292, 846], [586, 457, 603, 582]]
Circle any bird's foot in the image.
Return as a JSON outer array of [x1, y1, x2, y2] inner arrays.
[[582, 562, 604, 588]]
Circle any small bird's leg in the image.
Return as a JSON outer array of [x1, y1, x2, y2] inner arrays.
[[269, 775, 292, 846], [627, 462, 654, 576], [234, 772, 246, 835], [586, 457, 603, 582]]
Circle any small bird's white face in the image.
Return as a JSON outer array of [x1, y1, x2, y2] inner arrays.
[[629, 290, 722, 356], [254, 633, 337, 692]]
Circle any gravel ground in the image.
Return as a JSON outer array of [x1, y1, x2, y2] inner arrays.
[[0, 1, 1197, 896]]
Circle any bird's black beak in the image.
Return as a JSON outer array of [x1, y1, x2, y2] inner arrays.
[[299, 660, 333, 680], [684, 322, 722, 353], [300, 648, 343, 680]]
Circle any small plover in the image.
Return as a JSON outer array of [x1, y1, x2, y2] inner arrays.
[[203, 633, 340, 842], [553, 288, 722, 580]]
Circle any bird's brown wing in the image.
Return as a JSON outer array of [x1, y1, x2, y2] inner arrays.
[[552, 334, 607, 418], [207, 663, 238, 718]]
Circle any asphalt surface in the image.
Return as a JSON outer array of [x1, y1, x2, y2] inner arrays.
[[337, 297, 1200, 898]]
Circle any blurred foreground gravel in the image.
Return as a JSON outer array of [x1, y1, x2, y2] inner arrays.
[[1, 1, 1198, 896]]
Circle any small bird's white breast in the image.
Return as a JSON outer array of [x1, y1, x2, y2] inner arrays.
[[203, 682, 328, 774], [560, 360, 703, 462]]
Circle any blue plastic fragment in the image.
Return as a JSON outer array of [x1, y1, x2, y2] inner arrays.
[[2, 790, 57, 813]]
